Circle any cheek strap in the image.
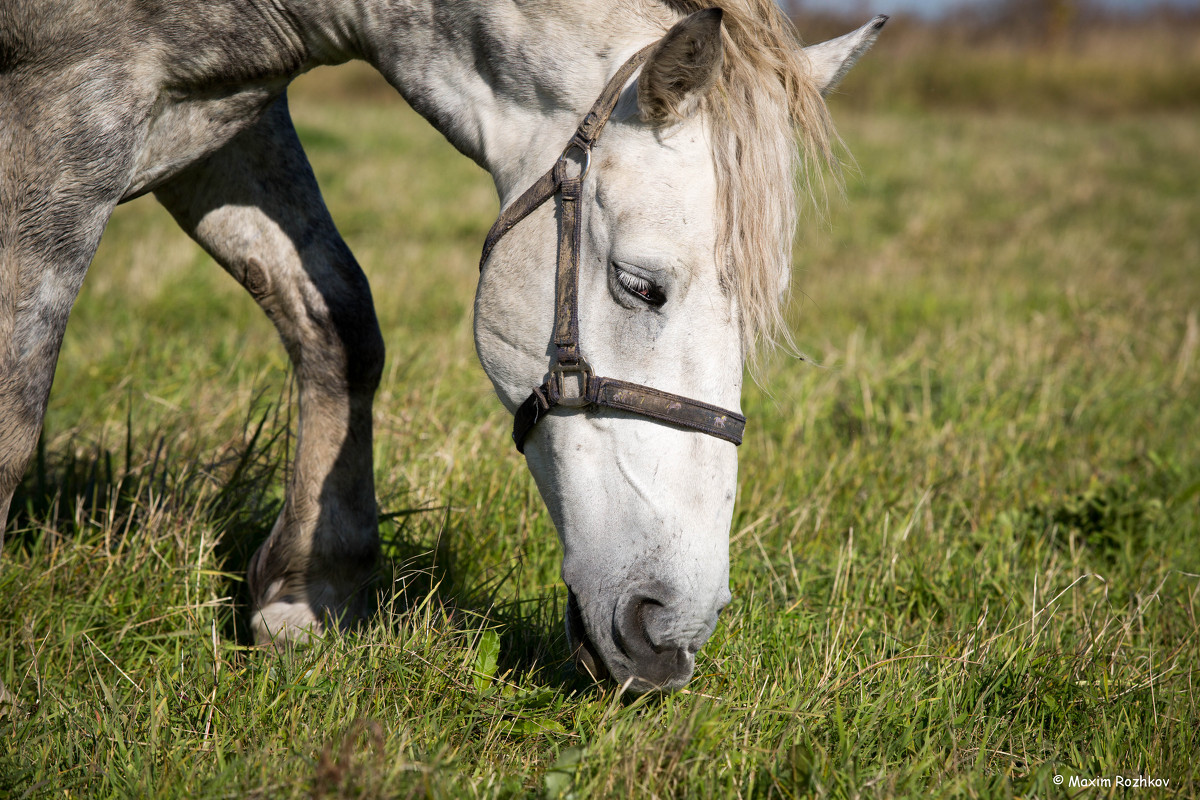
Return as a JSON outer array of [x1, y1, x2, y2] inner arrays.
[[479, 40, 747, 454]]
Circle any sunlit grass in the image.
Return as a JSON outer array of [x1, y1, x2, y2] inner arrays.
[[2, 58, 1198, 796]]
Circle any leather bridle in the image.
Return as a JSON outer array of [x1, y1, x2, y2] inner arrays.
[[479, 42, 747, 454]]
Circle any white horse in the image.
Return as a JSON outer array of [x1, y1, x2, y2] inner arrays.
[[0, 0, 883, 692]]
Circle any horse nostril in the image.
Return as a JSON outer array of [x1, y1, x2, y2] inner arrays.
[[614, 594, 663, 660], [601, 583, 729, 691], [612, 595, 692, 690]]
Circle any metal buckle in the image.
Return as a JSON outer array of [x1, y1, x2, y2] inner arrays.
[[559, 140, 592, 182], [550, 357, 594, 408]]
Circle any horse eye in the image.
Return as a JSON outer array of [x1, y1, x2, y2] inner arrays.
[[614, 265, 666, 308]]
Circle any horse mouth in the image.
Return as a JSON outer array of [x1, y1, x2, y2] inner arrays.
[[566, 590, 609, 682]]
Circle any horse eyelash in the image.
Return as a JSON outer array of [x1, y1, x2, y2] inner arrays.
[[615, 266, 665, 307]]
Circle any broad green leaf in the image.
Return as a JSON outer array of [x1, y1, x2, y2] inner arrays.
[[474, 629, 500, 692]]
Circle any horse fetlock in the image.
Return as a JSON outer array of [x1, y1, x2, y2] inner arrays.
[[0, 492, 12, 544]]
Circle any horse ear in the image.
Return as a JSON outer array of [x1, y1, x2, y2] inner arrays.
[[804, 15, 888, 97], [638, 8, 724, 125]]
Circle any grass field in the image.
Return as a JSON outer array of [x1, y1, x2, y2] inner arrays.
[[3, 32, 1200, 799]]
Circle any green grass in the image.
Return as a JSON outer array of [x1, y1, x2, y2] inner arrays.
[[2, 61, 1199, 797]]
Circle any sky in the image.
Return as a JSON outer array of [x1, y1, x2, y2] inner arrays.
[[794, 0, 1199, 19]]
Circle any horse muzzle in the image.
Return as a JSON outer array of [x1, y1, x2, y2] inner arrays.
[[565, 582, 728, 693]]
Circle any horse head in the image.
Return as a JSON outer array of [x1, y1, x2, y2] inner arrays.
[[472, 8, 885, 691]]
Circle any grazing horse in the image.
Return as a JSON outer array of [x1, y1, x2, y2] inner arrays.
[[0, 0, 883, 692]]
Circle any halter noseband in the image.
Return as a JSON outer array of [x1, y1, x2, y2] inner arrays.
[[479, 42, 747, 454]]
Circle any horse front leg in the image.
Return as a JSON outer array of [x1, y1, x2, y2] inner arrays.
[[0, 207, 112, 544], [155, 96, 385, 646], [1, 89, 127, 544]]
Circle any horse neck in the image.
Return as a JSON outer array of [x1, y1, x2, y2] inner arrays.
[[296, 0, 671, 197]]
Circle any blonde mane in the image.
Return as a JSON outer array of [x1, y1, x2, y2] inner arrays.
[[658, 0, 837, 361]]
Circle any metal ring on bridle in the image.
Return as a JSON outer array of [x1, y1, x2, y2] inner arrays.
[[560, 141, 592, 181]]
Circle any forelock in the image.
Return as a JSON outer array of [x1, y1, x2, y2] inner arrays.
[[655, 0, 838, 363]]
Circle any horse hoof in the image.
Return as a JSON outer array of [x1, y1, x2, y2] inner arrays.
[[250, 574, 375, 649], [251, 595, 325, 649]]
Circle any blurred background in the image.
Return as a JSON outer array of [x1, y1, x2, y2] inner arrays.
[[788, 0, 1200, 115], [789, 0, 1197, 17]]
